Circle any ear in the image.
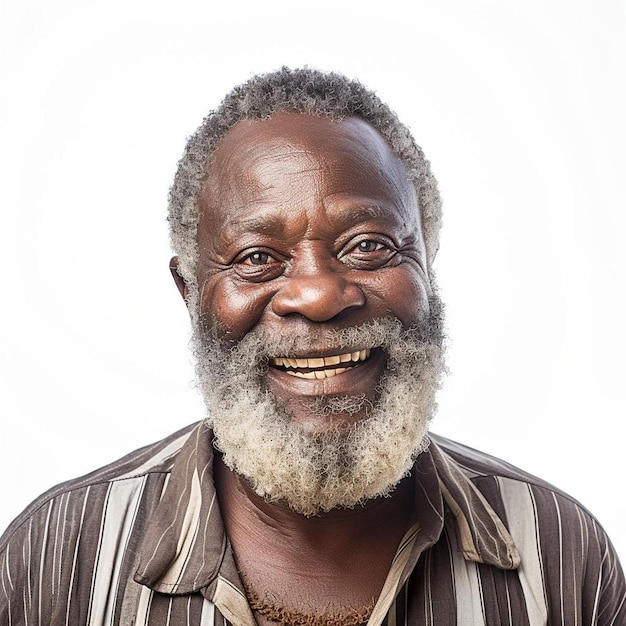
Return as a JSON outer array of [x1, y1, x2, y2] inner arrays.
[[169, 256, 190, 302]]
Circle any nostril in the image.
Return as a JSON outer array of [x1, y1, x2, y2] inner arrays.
[[271, 275, 365, 321]]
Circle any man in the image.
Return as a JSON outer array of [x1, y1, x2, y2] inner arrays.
[[1, 68, 624, 625]]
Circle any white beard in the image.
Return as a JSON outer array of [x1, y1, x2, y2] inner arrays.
[[192, 312, 445, 517]]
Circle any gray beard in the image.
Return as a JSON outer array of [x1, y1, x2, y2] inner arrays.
[[191, 305, 445, 517]]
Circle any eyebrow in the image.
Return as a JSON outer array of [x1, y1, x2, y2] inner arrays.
[[220, 203, 401, 240], [333, 204, 392, 226], [224, 212, 287, 236]]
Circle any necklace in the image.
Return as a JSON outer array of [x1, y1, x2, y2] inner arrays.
[[246, 586, 374, 626]]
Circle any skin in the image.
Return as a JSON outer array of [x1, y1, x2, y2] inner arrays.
[[172, 112, 432, 430], [170, 113, 433, 621]]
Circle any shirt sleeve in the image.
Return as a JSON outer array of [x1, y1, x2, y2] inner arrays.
[[1, 512, 44, 624], [0, 487, 97, 625], [591, 529, 626, 625]]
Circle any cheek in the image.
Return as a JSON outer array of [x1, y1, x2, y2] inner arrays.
[[199, 275, 276, 341], [369, 267, 431, 326]]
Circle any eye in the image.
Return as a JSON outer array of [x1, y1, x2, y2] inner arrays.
[[356, 240, 385, 253], [233, 248, 285, 282], [339, 235, 397, 269], [244, 251, 272, 265]]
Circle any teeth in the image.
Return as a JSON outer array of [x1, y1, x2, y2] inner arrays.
[[286, 366, 354, 379], [273, 349, 372, 377]]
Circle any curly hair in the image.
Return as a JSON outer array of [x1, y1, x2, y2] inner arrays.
[[168, 67, 442, 286]]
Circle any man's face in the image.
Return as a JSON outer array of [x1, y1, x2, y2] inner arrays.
[[196, 112, 432, 432], [184, 112, 444, 515]]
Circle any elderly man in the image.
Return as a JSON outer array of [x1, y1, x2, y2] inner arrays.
[[1, 69, 624, 625]]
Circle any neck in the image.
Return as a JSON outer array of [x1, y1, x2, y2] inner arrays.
[[214, 452, 415, 621], [215, 451, 415, 549]]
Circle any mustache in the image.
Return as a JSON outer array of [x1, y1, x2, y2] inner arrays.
[[197, 317, 436, 372], [197, 293, 444, 360], [252, 318, 405, 357]]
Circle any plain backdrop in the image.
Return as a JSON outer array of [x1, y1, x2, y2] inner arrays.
[[1, 0, 624, 560]]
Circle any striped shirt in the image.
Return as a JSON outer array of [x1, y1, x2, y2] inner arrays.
[[1, 422, 624, 625]]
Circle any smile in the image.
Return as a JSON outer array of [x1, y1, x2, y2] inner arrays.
[[271, 349, 372, 379]]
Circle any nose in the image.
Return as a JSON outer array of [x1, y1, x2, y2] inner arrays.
[[271, 271, 366, 322]]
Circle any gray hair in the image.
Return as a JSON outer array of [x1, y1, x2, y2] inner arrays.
[[168, 67, 442, 286]]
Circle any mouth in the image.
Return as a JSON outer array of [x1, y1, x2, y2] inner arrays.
[[270, 349, 372, 379]]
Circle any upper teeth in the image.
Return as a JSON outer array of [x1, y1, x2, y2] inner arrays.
[[271, 349, 371, 377]]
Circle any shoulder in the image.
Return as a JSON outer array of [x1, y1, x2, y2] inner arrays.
[[429, 434, 626, 622], [432, 433, 625, 582], [429, 432, 619, 564], [0, 421, 201, 552], [0, 422, 207, 623], [431, 431, 588, 508], [431, 433, 563, 486]]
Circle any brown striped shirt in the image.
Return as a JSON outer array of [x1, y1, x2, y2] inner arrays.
[[1, 422, 624, 625]]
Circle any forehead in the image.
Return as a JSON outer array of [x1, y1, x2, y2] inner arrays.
[[199, 112, 418, 234]]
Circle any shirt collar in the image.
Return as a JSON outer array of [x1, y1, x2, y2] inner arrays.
[[134, 424, 519, 597], [134, 423, 233, 595], [428, 436, 520, 570]]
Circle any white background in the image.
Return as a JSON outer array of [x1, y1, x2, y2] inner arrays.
[[1, 0, 624, 561]]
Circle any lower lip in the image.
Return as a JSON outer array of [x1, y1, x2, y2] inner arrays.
[[265, 349, 385, 399]]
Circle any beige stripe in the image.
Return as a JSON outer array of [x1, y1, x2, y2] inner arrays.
[[86, 483, 113, 626], [572, 504, 588, 623], [65, 487, 91, 626], [1, 551, 10, 595], [439, 480, 481, 561], [56, 493, 71, 595], [368, 523, 420, 626], [449, 527, 486, 626], [176, 468, 203, 558], [589, 520, 604, 623], [439, 476, 519, 567], [155, 467, 203, 589], [87, 477, 147, 626], [160, 473, 172, 501], [25, 518, 32, 615], [213, 575, 256, 626], [191, 491, 217, 589], [551, 493, 567, 625], [498, 478, 548, 625], [115, 432, 192, 481], [37, 501, 53, 626], [134, 584, 154, 625], [199, 598, 216, 626], [3, 540, 14, 591]]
